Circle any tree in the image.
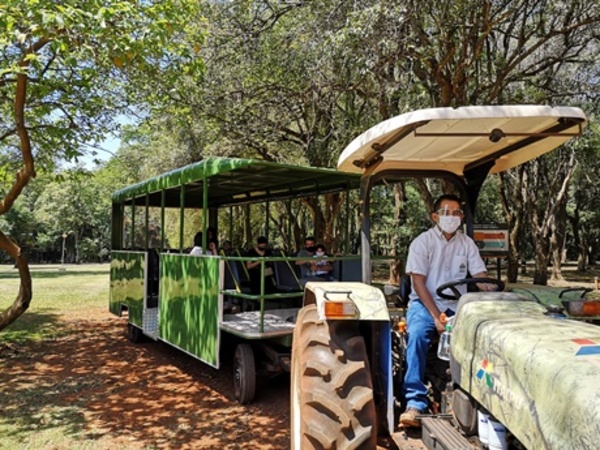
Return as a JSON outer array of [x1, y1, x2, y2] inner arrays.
[[0, 0, 205, 330]]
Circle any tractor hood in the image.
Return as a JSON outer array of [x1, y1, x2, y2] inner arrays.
[[451, 292, 600, 450]]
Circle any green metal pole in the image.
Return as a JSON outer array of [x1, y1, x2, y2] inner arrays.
[[119, 203, 125, 249], [203, 177, 208, 250], [259, 260, 265, 333], [345, 187, 350, 253], [229, 206, 233, 244], [180, 184, 185, 252], [265, 200, 270, 240], [131, 201, 135, 249], [160, 189, 165, 252], [145, 193, 150, 251]]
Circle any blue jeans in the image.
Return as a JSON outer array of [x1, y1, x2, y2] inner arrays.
[[403, 300, 438, 412]]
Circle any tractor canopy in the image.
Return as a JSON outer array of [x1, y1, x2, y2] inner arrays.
[[337, 105, 587, 178]]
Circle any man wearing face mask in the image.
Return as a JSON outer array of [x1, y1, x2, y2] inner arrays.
[[246, 236, 276, 295], [400, 194, 489, 428]]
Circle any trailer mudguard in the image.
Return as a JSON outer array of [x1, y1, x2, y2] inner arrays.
[[451, 292, 600, 450]]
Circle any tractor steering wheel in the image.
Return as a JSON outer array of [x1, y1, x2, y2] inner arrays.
[[558, 287, 593, 299], [435, 278, 506, 301]]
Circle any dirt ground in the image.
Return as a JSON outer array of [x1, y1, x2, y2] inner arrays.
[[0, 309, 291, 449]]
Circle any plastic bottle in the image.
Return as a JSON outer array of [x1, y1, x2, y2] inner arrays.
[[437, 324, 452, 361]]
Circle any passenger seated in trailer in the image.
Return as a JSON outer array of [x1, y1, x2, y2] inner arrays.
[[246, 236, 276, 295], [189, 232, 203, 256], [220, 240, 233, 255], [312, 244, 336, 281], [295, 236, 323, 286], [207, 239, 219, 255]]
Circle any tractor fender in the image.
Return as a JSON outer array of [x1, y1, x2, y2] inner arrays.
[[303, 281, 390, 322]]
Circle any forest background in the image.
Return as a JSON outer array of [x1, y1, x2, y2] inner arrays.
[[1, 0, 600, 329]]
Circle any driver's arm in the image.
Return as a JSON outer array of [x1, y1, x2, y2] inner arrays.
[[472, 270, 494, 291], [411, 274, 445, 333]]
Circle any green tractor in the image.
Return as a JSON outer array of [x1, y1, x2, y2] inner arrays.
[[290, 105, 600, 449]]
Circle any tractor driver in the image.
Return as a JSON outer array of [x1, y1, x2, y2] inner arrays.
[[400, 194, 490, 428]]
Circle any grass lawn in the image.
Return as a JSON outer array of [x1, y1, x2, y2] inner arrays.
[[0, 264, 110, 343]]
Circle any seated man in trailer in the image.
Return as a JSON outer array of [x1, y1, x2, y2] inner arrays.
[[246, 236, 277, 295]]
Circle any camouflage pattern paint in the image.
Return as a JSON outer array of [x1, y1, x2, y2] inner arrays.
[[452, 293, 600, 449], [109, 251, 146, 326], [159, 254, 221, 367], [112, 158, 253, 203]]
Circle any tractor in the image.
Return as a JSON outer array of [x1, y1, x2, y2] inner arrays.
[[290, 105, 600, 449]]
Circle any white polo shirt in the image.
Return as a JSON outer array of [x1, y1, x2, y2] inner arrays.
[[405, 226, 487, 313]]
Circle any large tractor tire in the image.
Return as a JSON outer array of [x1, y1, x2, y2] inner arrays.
[[291, 305, 376, 450]]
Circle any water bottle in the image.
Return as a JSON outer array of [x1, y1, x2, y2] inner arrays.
[[437, 324, 452, 361]]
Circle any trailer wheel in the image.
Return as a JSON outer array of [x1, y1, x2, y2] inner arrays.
[[291, 305, 376, 450], [127, 323, 144, 343], [234, 343, 256, 404]]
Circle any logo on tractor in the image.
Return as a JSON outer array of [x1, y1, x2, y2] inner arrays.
[[476, 359, 494, 388], [572, 338, 600, 356]]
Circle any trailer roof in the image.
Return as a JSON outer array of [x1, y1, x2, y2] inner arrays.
[[337, 105, 587, 176], [112, 157, 360, 207]]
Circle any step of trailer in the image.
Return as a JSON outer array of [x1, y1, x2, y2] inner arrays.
[[421, 416, 474, 450]]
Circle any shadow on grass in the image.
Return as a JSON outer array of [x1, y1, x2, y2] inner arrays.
[[0, 319, 290, 449], [0, 310, 64, 343]]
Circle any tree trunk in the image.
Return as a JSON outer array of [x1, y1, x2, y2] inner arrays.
[[550, 196, 567, 281], [388, 183, 405, 284], [0, 54, 38, 330], [569, 206, 587, 271], [499, 169, 525, 283], [533, 239, 550, 285], [0, 232, 33, 330]]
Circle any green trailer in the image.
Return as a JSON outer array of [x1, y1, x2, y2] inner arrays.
[[109, 158, 361, 402]]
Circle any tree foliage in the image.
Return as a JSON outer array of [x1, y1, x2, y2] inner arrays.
[[0, 0, 205, 330], [152, 0, 600, 284]]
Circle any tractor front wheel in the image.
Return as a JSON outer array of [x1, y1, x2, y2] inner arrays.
[[291, 305, 376, 449]]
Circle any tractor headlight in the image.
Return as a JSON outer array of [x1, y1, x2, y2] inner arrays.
[[562, 300, 600, 317], [323, 300, 358, 319], [321, 290, 358, 319]]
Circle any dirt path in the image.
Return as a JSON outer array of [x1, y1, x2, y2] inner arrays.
[[0, 311, 290, 449]]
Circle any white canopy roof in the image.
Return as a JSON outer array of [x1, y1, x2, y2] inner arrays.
[[337, 105, 587, 176]]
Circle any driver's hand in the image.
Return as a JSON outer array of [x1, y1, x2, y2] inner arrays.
[[434, 317, 446, 333], [476, 282, 497, 292]]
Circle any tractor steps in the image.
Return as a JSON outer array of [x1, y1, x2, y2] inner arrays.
[[421, 417, 474, 450]]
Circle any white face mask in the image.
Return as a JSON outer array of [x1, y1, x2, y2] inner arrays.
[[315, 251, 325, 257], [438, 215, 461, 234]]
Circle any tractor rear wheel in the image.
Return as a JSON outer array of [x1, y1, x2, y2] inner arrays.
[[291, 305, 376, 450]]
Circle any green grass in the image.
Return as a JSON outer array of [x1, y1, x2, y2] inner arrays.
[[0, 263, 110, 343]]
